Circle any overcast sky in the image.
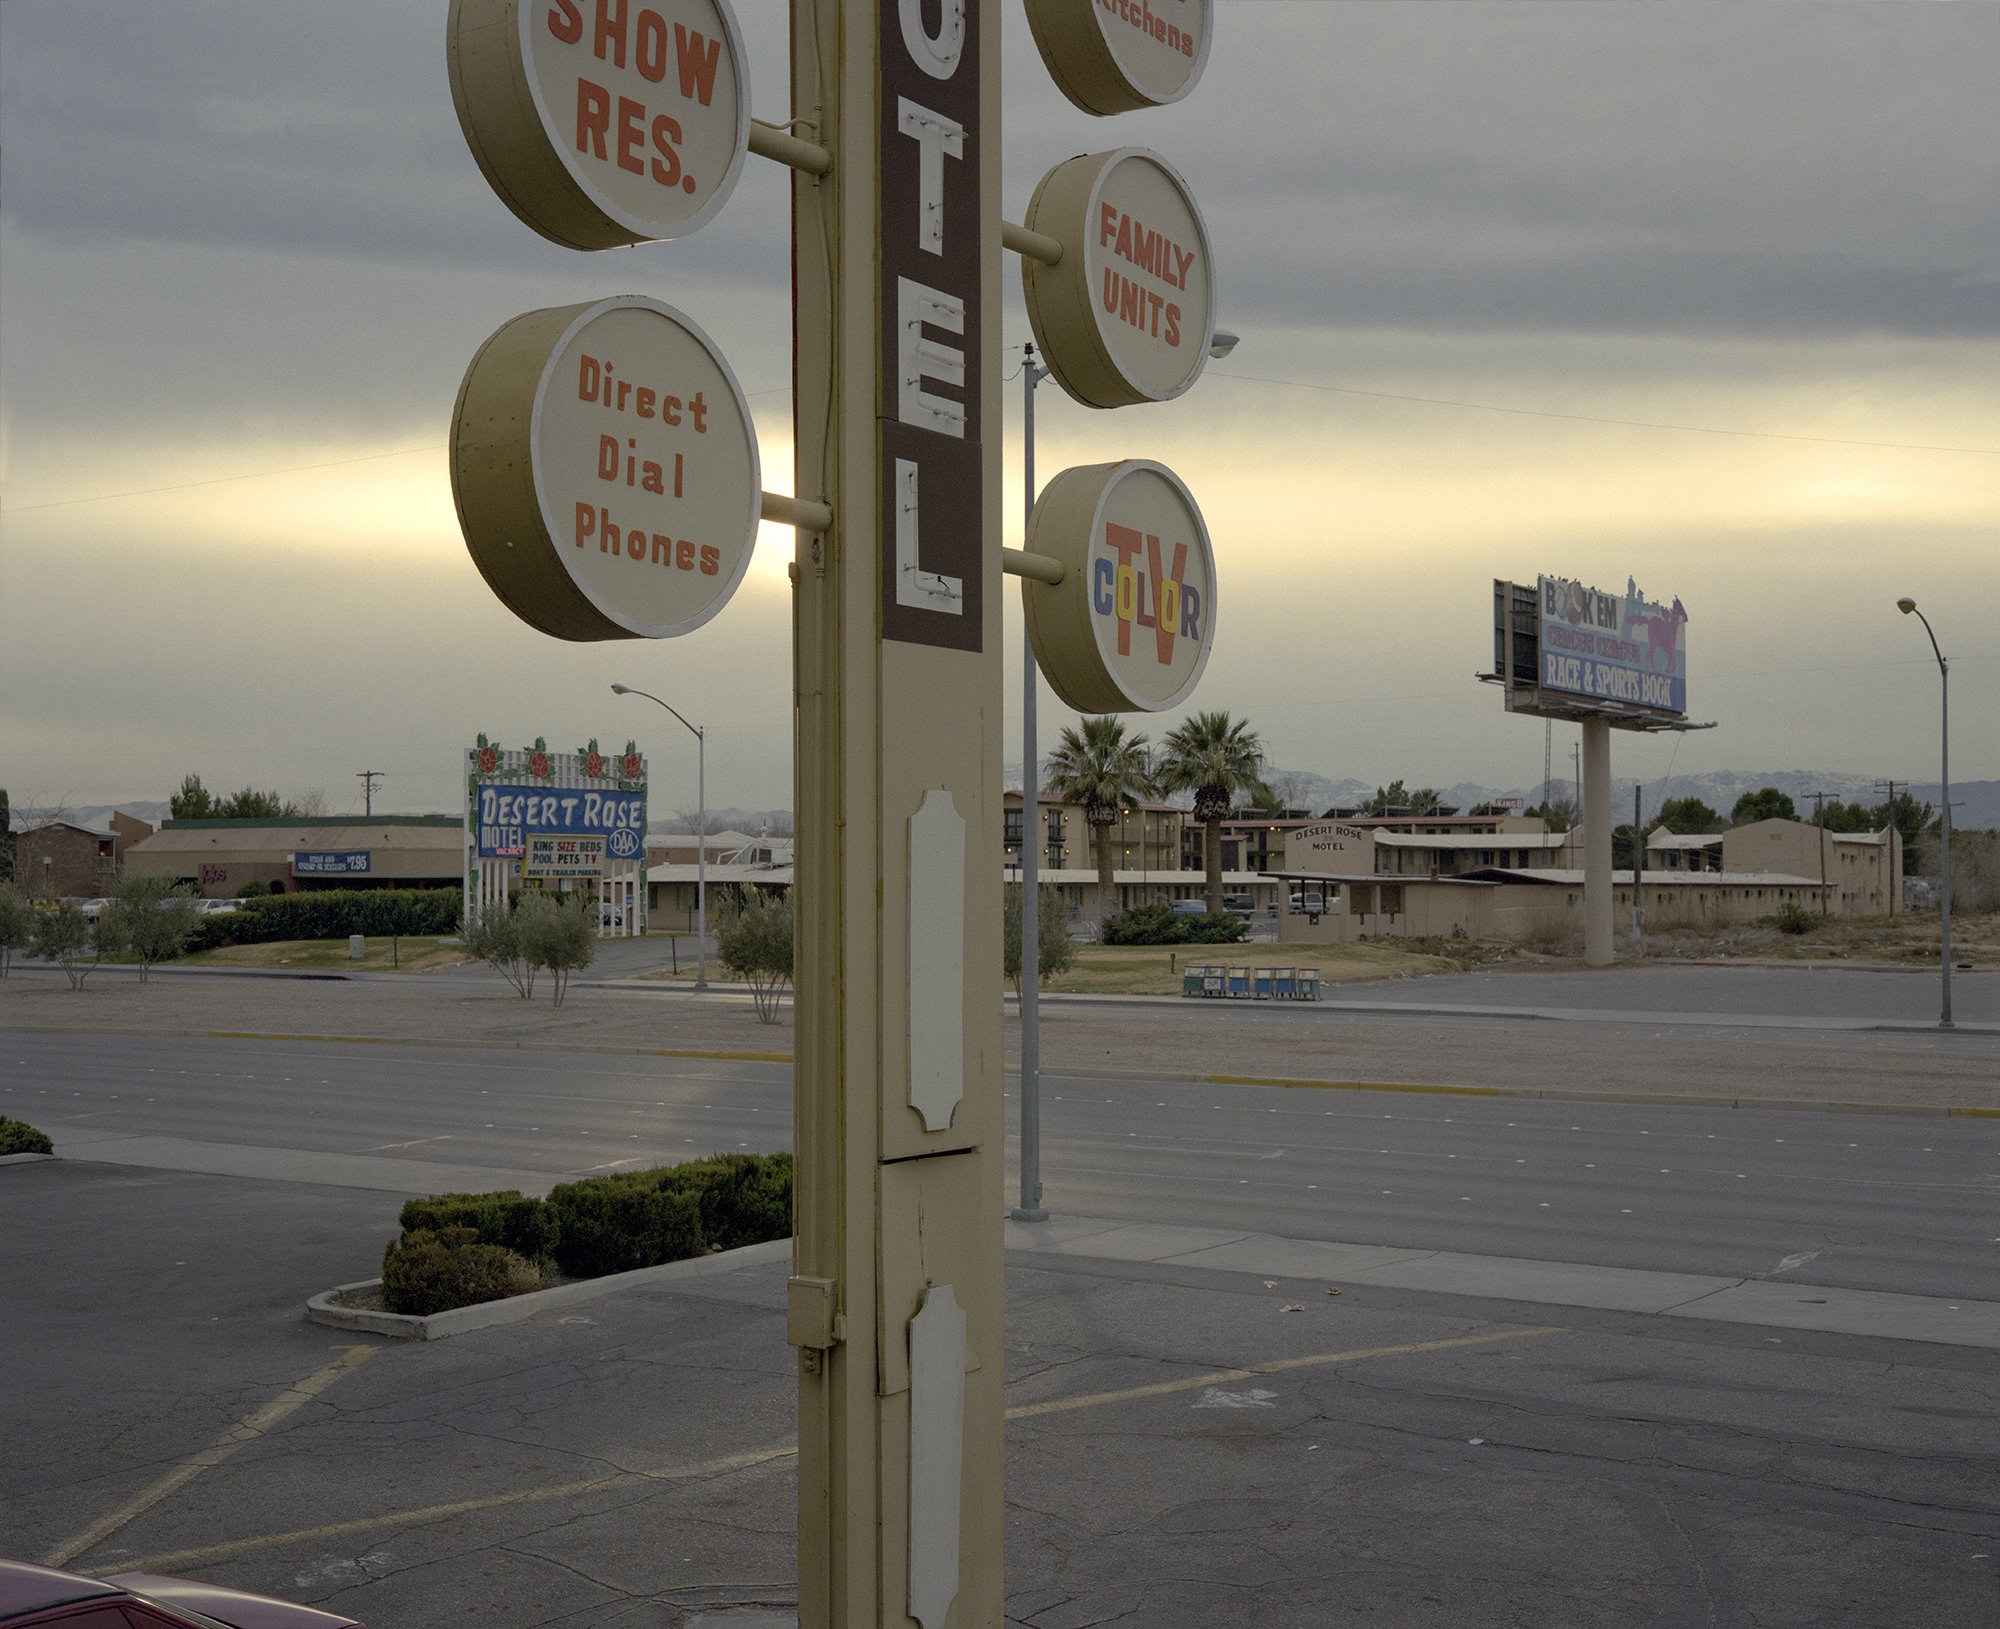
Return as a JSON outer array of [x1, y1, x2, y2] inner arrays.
[[3, 1, 1994, 820]]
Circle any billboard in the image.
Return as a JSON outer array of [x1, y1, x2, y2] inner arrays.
[[293, 851, 372, 876], [524, 834, 607, 879], [1537, 575, 1686, 716], [475, 784, 645, 859]]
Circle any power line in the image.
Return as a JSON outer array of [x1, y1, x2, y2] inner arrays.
[[1211, 370, 2000, 457]]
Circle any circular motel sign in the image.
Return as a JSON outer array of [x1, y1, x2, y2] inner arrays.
[[447, 0, 751, 250], [451, 295, 761, 641], [1022, 148, 1217, 410], [1021, 459, 1216, 713], [1024, 0, 1210, 116]]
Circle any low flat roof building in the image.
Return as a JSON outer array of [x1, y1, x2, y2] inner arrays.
[[123, 816, 463, 897]]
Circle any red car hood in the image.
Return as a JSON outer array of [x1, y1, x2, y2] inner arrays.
[[103, 1571, 363, 1628]]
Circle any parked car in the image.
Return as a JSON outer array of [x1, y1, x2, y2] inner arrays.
[[1288, 892, 1326, 915], [194, 898, 242, 916], [1167, 899, 1209, 917], [75, 899, 110, 922], [599, 905, 624, 928], [1221, 894, 1255, 915], [0, 1556, 364, 1626]]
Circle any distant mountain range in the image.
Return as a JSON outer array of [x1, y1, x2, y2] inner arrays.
[[16, 775, 1999, 836]]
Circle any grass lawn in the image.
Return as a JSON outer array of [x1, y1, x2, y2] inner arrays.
[[1031, 940, 1469, 996], [175, 938, 475, 974]]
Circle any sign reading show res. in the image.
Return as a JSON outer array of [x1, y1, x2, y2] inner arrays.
[[448, 0, 751, 250]]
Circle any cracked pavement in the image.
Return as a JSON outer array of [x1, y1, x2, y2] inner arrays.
[[2, 1159, 1995, 1627]]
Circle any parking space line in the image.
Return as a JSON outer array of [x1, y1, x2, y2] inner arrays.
[[109, 1326, 1562, 1574], [1004, 1326, 1566, 1420], [111, 1443, 799, 1575], [44, 1344, 380, 1568]]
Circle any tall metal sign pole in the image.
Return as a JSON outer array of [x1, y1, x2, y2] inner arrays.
[[788, 1, 1006, 1624]]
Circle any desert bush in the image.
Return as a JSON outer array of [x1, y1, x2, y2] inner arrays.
[[32, 901, 102, 988], [545, 1174, 704, 1279], [1773, 902, 1815, 935], [0, 883, 34, 977], [716, 892, 794, 1020], [1101, 903, 1249, 946], [0, 1117, 55, 1155], [380, 1226, 541, 1316], [397, 1189, 557, 1263], [99, 872, 201, 981]]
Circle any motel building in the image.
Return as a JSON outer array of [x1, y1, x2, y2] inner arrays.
[[122, 816, 467, 897], [1270, 816, 1902, 943]]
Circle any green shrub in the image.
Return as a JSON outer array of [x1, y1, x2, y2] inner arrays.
[[716, 892, 793, 1021], [657, 1152, 794, 1250], [236, 881, 270, 899], [397, 1190, 557, 1263], [186, 888, 461, 951], [0, 1117, 54, 1156], [1773, 902, 1816, 935], [380, 1226, 541, 1316], [546, 1174, 704, 1279], [1101, 904, 1250, 946]]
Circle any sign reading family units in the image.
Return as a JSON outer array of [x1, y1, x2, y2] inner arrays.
[[1021, 148, 1216, 409], [1021, 459, 1215, 712], [447, 0, 751, 250], [1024, 0, 1210, 116], [1536, 574, 1689, 718], [452, 295, 761, 642]]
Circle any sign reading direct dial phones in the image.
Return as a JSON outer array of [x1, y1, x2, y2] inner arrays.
[[451, 295, 761, 642], [1020, 459, 1216, 713], [448, 0, 751, 249]]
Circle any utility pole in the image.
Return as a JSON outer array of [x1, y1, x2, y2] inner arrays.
[[1632, 781, 1644, 943], [1874, 779, 1901, 914], [1807, 790, 1831, 915], [356, 770, 382, 816]]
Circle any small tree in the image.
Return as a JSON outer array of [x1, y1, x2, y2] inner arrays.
[[1655, 796, 1720, 835], [523, 891, 596, 1007], [170, 774, 215, 820], [217, 786, 288, 819], [465, 896, 536, 998], [99, 872, 201, 982], [0, 882, 35, 977], [1730, 787, 1797, 825], [1003, 883, 1077, 995], [716, 891, 794, 1022], [32, 901, 101, 989]]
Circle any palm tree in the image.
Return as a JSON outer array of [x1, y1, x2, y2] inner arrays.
[[1155, 712, 1268, 914], [1045, 717, 1154, 928]]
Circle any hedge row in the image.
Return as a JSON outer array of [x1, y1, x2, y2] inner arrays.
[[0, 1118, 54, 1156], [188, 888, 462, 951], [383, 1152, 793, 1315], [1101, 903, 1250, 946]]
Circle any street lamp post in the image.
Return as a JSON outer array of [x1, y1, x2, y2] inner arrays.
[[611, 683, 708, 991], [1013, 329, 1239, 1224], [1895, 598, 1951, 1029]]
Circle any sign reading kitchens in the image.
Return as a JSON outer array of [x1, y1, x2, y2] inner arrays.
[[1536, 574, 1689, 718], [1024, 0, 1210, 116], [475, 785, 646, 859], [452, 296, 761, 641], [447, 0, 750, 249], [524, 833, 608, 878], [1021, 147, 1215, 409], [292, 851, 372, 876], [1021, 459, 1216, 713]]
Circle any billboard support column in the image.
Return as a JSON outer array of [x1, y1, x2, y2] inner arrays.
[[1582, 716, 1614, 966]]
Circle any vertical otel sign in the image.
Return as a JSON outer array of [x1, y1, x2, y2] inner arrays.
[[880, 0, 981, 651]]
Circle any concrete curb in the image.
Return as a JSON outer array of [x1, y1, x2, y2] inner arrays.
[[305, 1237, 792, 1341], [0, 1151, 56, 1167]]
